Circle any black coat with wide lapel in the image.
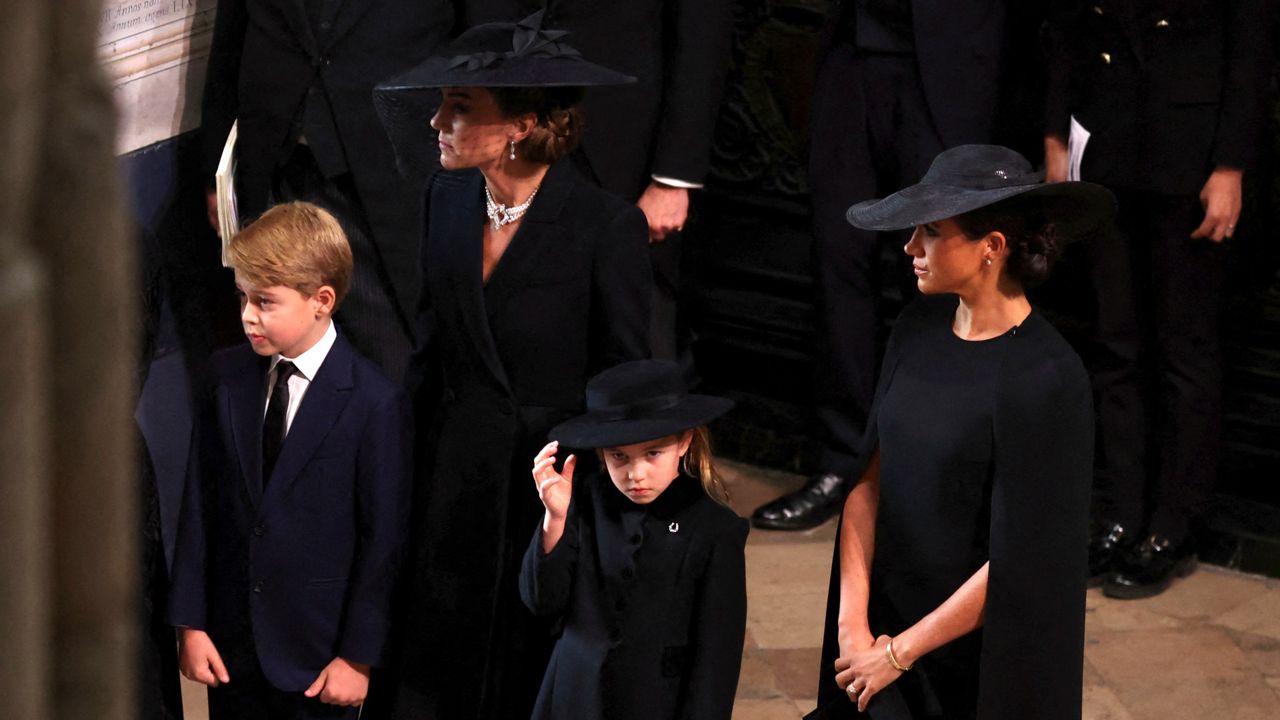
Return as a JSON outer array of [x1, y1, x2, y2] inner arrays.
[[400, 159, 652, 717], [519, 475, 749, 720]]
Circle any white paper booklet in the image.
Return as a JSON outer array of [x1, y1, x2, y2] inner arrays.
[[1067, 115, 1090, 182], [215, 120, 240, 266]]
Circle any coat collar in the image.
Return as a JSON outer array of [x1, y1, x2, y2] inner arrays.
[[482, 160, 577, 324], [265, 329, 355, 498], [226, 331, 356, 507]]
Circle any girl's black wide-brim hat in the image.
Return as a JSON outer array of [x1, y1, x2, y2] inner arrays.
[[373, 10, 635, 179], [845, 144, 1116, 237], [550, 360, 734, 449]]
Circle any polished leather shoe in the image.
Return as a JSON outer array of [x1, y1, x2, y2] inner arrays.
[[751, 473, 848, 531], [1103, 533, 1196, 600], [1088, 521, 1132, 587]]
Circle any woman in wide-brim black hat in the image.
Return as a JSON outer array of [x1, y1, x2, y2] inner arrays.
[[812, 144, 1115, 719], [375, 13, 654, 720]]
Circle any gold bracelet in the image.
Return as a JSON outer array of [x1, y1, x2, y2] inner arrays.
[[885, 637, 913, 672]]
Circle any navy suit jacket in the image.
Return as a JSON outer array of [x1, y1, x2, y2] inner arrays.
[[168, 331, 412, 691]]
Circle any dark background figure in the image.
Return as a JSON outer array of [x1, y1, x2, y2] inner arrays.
[[136, 239, 186, 720], [461, 0, 735, 361], [752, 0, 1024, 530], [200, 0, 458, 381], [1043, 0, 1277, 598]]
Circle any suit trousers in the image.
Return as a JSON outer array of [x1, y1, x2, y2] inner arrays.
[[808, 47, 944, 477], [1088, 190, 1225, 542], [274, 144, 414, 382], [206, 632, 359, 720]]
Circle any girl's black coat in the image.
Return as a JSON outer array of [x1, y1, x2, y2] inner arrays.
[[398, 161, 652, 718], [520, 474, 749, 720]]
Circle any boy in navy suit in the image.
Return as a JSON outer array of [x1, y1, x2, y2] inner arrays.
[[168, 201, 413, 719]]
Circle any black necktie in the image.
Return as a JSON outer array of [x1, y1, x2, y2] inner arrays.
[[262, 361, 297, 486]]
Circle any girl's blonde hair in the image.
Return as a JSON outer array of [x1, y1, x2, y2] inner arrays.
[[682, 426, 730, 507]]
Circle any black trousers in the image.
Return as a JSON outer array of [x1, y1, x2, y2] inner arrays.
[[206, 633, 359, 720], [1089, 190, 1225, 542], [808, 48, 945, 477], [274, 144, 415, 382]]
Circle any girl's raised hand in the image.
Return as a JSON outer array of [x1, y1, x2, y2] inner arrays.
[[532, 441, 575, 521]]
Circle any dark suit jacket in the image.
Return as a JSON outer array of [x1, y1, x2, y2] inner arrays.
[[168, 332, 413, 692], [398, 160, 651, 714], [519, 475, 749, 720], [462, 0, 734, 198], [828, 1, 1011, 148], [201, 0, 456, 317], [1045, 0, 1274, 194]]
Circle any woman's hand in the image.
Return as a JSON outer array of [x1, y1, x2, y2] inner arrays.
[[835, 635, 904, 713], [532, 441, 575, 521]]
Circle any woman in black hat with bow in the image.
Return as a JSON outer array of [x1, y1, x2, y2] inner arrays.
[[520, 359, 747, 720], [811, 145, 1114, 719], [373, 13, 652, 720]]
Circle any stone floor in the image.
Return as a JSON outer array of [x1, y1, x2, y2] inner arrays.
[[181, 460, 1280, 719]]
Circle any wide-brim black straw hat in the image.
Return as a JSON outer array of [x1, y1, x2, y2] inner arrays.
[[846, 145, 1115, 237], [549, 360, 735, 449], [374, 10, 635, 179]]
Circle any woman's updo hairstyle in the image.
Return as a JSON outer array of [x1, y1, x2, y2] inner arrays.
[[954, 197, 1063, 289], [491, 86, 586, 165]]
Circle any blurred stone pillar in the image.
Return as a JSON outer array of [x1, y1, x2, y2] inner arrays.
[[0, 0, 135, 718]]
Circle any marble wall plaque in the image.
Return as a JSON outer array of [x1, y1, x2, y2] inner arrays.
[[98, 0, 217, 155]]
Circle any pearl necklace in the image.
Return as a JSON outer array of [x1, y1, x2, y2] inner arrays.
[[484, 184, 540, 231]]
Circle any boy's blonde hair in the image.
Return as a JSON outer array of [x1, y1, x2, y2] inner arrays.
[[228, 201, 352, 305]]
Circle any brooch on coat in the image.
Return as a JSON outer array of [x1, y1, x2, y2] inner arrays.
[[668, 522, 679, 533]]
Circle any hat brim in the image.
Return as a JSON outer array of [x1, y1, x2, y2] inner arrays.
[[373, 58, 635, 182], [378, 54, 636, 90], [846, 180, 1116, 238], [549, 395, 734, 449]]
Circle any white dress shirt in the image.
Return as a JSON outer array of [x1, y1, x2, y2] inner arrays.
[[264, 321, 337, 435]]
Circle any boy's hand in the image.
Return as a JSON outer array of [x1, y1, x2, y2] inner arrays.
[[304, 657, 370, 706], [178, 628, 230, 687], [532, 441, 575, 521]]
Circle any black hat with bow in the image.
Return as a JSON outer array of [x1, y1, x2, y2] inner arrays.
[[374, 11, 634, 178]]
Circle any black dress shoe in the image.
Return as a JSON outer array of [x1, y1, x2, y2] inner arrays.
[[751, 473, 848, 531], [1103, 533, 1196, 600], [1088, 521, 1132, 587]]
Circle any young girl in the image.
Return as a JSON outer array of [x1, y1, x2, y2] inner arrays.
[[519, 359, 749, 720]]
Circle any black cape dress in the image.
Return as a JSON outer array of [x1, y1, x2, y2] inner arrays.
[[814, 295, 1093, 719]]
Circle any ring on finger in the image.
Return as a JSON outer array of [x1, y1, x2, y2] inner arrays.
[[846, 683, 860, 696]]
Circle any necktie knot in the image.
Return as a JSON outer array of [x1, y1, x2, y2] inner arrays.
[[274, 361, 297, 388]]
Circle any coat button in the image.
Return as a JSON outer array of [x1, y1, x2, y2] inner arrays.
[[621, 566, 634, 580], [498, 398, 514, 415], [629, 533, 641, 544], [253, 524, 265, 537], [253, 580, 264, 593], [1100, 52, 1112, 65]]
